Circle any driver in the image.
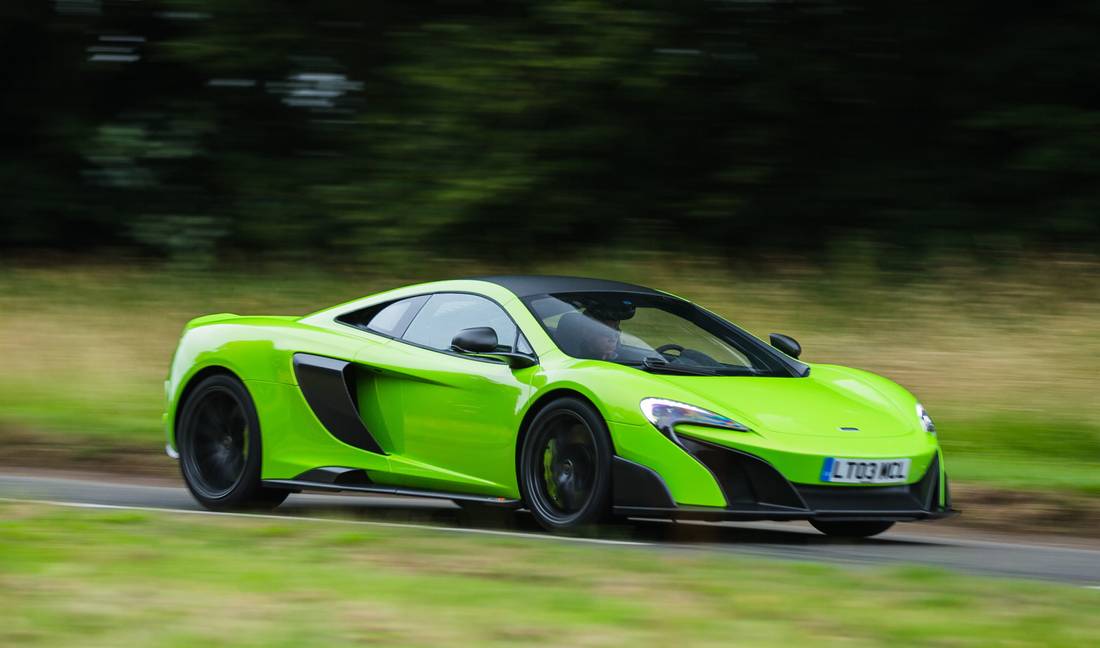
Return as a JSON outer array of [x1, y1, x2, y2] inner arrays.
[[583, 317, 621, 360], [580, 299, 636, 360]]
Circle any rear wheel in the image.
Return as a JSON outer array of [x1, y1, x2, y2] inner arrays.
[[810, 520, 895, 538], [177, 374, 288, 511], [519, 398, 612, 532]]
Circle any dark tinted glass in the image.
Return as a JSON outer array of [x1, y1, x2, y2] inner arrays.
[[337, 295, 428, 337], [524, 291, 804, 377], [403, 293, 520, 352]]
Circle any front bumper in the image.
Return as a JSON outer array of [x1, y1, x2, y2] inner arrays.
[[612, 435, 957, 522]]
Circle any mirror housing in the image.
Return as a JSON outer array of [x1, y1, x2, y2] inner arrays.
[[451, 327, 498, 353], [451, 327, 538, 369], [769, 333, 802, 359]]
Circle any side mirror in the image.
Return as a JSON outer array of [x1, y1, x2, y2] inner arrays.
[[451, 327, 498, 353], [451, 327, 539, 369], [769, 333, 802, 359]]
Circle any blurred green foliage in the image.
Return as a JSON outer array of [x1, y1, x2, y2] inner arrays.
[[3, 1, 1099, 264]]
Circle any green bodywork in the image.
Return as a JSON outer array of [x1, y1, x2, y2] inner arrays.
[[164, 279, 946, 509]]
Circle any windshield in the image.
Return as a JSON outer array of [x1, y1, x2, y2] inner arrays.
[[523, 291, 806, 377]]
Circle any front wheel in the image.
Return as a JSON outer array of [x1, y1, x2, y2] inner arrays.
[[810, 520, 895, 538], [177, 374, 288, 511], [519, 398, 612, 532]]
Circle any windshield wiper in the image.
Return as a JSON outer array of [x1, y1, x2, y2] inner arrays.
[[633, 357, 717, 376]]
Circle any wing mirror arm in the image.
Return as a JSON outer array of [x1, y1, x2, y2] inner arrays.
[[474, 351, 539, 369], [452, 348, 539, 369]]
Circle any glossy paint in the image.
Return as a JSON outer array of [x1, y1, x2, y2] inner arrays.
[[164, 279, 947, 508]]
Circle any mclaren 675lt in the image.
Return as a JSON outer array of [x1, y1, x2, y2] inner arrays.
[[165, 275, 955, 536]]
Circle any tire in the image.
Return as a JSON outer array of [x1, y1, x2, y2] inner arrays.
[[519, 397, 612, 532], [810, 520, 895, 538], [177, 373, 289, 511]]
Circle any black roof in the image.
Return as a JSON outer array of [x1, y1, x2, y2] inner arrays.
[[472, 275, 663, 298]]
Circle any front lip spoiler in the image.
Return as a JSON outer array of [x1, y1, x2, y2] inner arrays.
[[613, 504, 960, 522]]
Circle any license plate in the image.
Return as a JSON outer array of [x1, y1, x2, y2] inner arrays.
[[820, 457, 911, 484]]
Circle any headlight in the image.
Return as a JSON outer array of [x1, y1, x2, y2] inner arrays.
[[640, 398, 751, 435], [916, 403, 936, 434]]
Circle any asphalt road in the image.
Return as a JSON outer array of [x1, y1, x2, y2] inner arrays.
[[3, 473, 1100, 588]]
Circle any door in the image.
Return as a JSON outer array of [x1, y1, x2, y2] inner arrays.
[[355, 292, 537, 496]]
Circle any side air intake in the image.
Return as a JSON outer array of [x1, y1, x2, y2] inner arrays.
[[292, 353, 386, 455]]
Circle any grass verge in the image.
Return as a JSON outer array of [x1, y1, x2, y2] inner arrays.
[[1, 501, 1098, 647]]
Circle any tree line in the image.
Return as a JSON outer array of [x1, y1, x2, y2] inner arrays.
[[3, 1, 1098, 264]]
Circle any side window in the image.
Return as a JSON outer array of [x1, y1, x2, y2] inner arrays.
[[402, 293, 520, 352], [336, 295, 428, 337]]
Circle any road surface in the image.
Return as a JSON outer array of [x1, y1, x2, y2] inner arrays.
[[3, 472, 1099, 588]]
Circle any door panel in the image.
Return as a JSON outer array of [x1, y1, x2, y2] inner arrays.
[[355, 341, 535, 496], [351, 293, 538, 496]]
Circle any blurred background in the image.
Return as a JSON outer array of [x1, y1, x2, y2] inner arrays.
[[1, 0, 1099, 525]]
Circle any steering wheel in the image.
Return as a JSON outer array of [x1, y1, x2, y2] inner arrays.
[[655, 343, 685, 359]]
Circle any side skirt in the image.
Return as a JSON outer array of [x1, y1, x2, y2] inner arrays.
[[262, 475, 522, 508]]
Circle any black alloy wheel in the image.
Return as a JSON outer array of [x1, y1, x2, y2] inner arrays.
[[177, 374, 288, 510], [520, 398, 612, 531]]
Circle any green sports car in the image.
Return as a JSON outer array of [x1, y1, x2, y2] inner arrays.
[[165, 275, 955, 536]]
